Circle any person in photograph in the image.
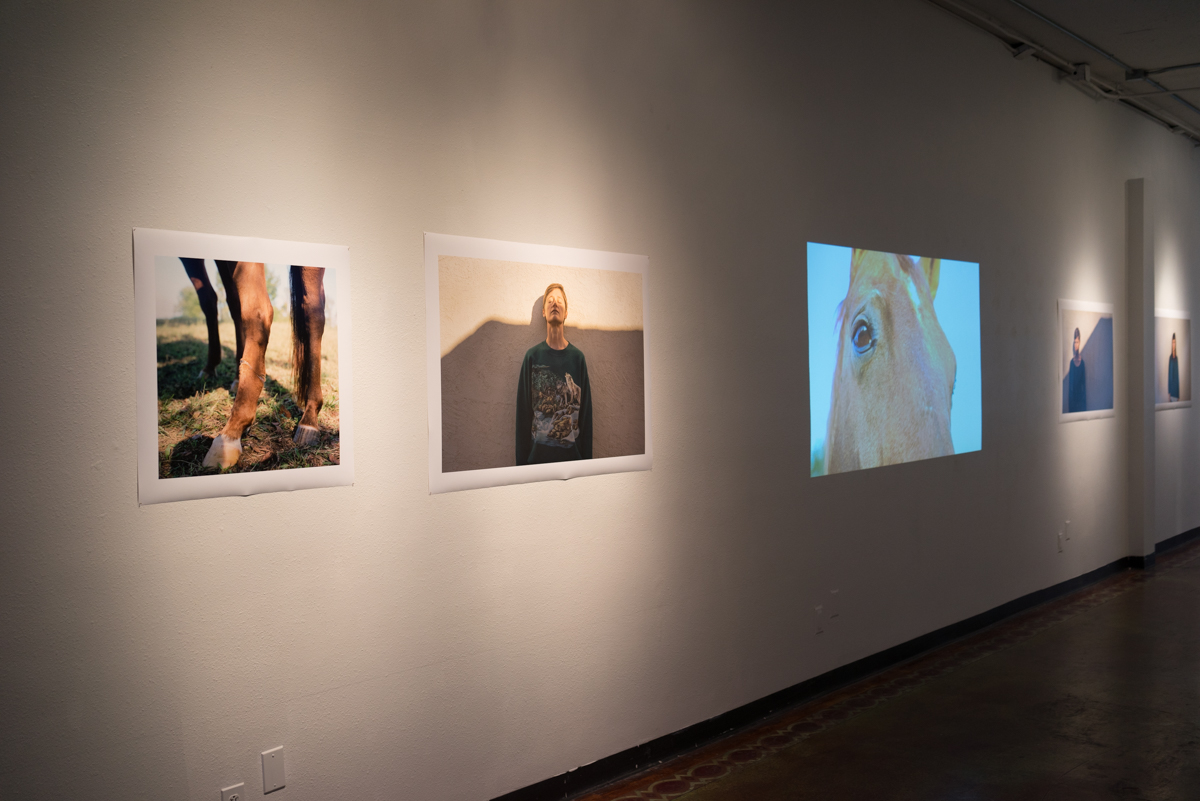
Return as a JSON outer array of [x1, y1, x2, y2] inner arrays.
[[516, 283, 593, 465], [1169, 332, 1180, 402], [1068, 327, 1087, 412]]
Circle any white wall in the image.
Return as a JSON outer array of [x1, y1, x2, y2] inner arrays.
[[1154, 160, 1200, 543], [1, 2, 1198, 800]]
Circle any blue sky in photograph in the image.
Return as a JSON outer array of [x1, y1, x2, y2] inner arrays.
[[807, 242, 981, 467], [154, 257, 337, 325]]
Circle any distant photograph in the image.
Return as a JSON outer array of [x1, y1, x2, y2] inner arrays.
[[426, 233, 652, 493], [1058, 299, 1114, 421], [1155, 310, 1191, 410], [808, 242, 982, 476], [134, 229, 353, 504]]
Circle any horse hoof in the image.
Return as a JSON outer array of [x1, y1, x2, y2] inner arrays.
[[202, 434, 243, 469], [198, 367, 215, 379], [229, 379, 239, 396], [293, 424, 320, 446]]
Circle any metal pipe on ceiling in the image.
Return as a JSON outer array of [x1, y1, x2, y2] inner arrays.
[[1130, 61, 1200, 80], [924, 0, 1200, 145], [1001, 0, 1200, 121]]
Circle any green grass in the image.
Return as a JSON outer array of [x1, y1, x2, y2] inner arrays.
[[156, 318, 340, 478]]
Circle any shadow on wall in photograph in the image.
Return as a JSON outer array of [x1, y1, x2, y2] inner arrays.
[[441, 296, 645, 473], [1062, 317, 1114, 414]]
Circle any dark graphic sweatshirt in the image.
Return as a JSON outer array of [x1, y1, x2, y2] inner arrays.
[[516, 341, 593, 465], [1068, 357, 1087, 413]]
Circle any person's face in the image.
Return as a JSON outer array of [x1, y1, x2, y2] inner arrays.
[[1073, 334, 1081, 357], [543, 288, 567, 324]]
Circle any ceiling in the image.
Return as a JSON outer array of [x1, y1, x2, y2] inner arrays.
[[927, 0, 1200, 143]]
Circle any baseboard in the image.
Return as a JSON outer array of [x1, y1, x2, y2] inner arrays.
[[1128, 553, 1156, 570], [1156, 525, 1200, 556], [1132, 525, 1200, 570], [492, 542, 1189, 801]]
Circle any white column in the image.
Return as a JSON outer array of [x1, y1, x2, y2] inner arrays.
[[1126, 178, 1156, 565]]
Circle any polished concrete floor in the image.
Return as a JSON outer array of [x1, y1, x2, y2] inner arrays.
[[585, 541, 1200, 801]]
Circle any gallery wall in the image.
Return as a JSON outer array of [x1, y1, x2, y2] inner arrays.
[[1154, 165, 1200, 542], [1, 2, 1198, 800]]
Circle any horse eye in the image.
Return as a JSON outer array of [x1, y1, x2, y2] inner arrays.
[[852, 319, 874, 354]]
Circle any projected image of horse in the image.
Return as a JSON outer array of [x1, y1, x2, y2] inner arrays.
[[823, 249, 956, 474]]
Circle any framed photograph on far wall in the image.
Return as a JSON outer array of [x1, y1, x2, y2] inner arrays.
[[1058, 299, 1115, 422], [133, 228, 354, 504], [1155, 309, 1191, 410], [425, 232, 652, 494]]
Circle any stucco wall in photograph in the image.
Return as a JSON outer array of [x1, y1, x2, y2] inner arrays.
[[439, 257, 645, 471]]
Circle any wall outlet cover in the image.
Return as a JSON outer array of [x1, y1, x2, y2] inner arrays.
[[262, 746, 286, 793], [221, 783, 244, 801]]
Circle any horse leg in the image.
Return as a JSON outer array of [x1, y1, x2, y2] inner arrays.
[[180, 258, 221, 377], [203, 262, 273, 469], [290, 266, 326, 446], [215, 260, 244, 395]]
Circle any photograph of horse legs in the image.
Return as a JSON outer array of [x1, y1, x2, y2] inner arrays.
[[808, 242, 982, 476], [154, 257, 340, 477]]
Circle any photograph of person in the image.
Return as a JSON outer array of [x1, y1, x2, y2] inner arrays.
[[1067, 326, 1087, 412], [807, 242, 982, 476], [1155, 311, 1191, 409], [1058, 300, 1114, 421], [426, 233, 651, 493], [1170, 334, 1179, 401], [134, 228, 354, 504], [516, 283, 593, 465]]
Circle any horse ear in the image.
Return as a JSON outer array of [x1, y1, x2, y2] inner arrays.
[[850, 249, 865, 280], [919, 257, 941, 299]]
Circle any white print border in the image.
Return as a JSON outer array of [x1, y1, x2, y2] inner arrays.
[[424, 232, 653, 494], [134, 228, 354, 504]]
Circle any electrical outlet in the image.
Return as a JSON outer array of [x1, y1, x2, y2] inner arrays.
[[221, 783, 244, 801], [262, 746, 285, 793], [828, 589, 841, 620], [1065, 520, 1071, 540], [1057, 531, 1064, 553], [814, 604, 825, 635]]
